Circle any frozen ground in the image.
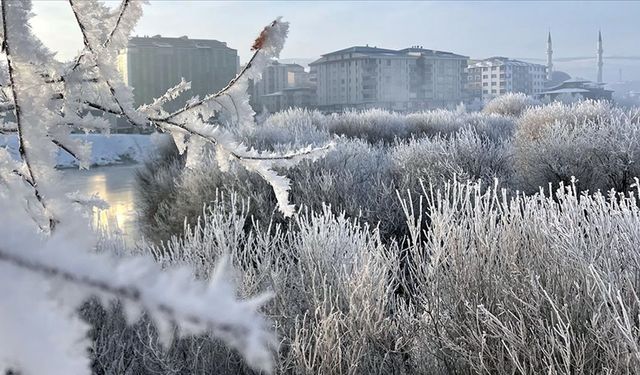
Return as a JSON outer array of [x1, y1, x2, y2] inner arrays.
[[0, 133, 161, 168]]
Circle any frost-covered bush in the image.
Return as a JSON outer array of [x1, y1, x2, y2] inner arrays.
[[97, 180, 640, 374], [402, 179, 640, 374], [483, 92, 541, 117], [516, 99, 629, 141], [324, 108, 515, 144], [138, 138, 407, 242], [114, 195, 410, 374], [286, 139, 405, 239], [391, 128, 514, 195], [247, 107, 331, 149], [515, 101, 640, 193], [136, 109, 519, 243]]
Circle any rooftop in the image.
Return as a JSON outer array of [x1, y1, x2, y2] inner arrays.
[[310, 45, 468, 65], [128, 35, 235, 51], [469, 57, 546, 68]]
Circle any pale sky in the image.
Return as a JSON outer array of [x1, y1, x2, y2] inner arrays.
[[31, 1, 640, 82]]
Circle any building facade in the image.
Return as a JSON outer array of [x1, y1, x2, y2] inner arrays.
[[261, 87, 316, 113], [538, 78, 613, 101], [249, 61, 312, 110], [117, 35, 238, 110], [310, 46, 468, 112], [466, 57, 548, 101]]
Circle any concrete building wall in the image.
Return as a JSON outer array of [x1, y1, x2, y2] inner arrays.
[[312, 46, 468, 112], [467, 57, 548, 101], [250, 61, 311, 110], [118, 36, 238, 111]]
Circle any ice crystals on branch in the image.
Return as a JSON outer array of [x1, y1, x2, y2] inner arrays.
[[0, 214, 275, 374], [0, 0, 323, 373]]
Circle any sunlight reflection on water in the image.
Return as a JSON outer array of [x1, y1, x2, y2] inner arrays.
[[60, 165, 139, 243]]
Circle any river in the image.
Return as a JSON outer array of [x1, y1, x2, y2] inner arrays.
[[60, 164, 140, 243]]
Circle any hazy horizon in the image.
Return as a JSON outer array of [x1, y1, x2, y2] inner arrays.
[[31, 0, 640, 82]]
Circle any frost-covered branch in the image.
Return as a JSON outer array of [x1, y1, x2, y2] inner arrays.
[[0, 1, 311, 372], [0, 215, 275, 373], [1, 0, 58, 231]]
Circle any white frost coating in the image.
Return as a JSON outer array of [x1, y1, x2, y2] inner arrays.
[[0, 205, 275, 374], [138, 77, 191, 116], [0, 1, 299, 373]]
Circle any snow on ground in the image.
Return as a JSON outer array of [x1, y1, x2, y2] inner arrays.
[[0, 134, 162, 168]]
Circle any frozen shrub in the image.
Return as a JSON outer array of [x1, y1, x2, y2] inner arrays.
[[324, 108, 409, 144], [137, 139, 407, 242], [322, 108, 515, 144], [402, 179, 640, 374], [483, 92, 541, 117], [153, 199, 409, 374], [515, 101, 640, 193], [246, 108, 331, 149], [100, 179, 640, 374], [391, 128, 514, 195], [287, 139, 405, 239], [517, 99, 625, 141]]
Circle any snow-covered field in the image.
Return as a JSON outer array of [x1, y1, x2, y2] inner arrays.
[[0, 133, 160, 168]]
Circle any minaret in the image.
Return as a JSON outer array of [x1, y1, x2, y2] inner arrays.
[[597, 30, 603, 83], [546, 31, 553, 81]]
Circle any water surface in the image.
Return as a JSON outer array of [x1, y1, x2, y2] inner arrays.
[[60, 164, 139, 242]]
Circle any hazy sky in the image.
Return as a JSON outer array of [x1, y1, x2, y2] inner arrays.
[[31, 1, 640, 82]]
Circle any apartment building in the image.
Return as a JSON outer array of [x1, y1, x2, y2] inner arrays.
[[466, 57, 548, 100], [250, 61, 312, 110], [310, 46, 468, 112], [261, 87, 316, 113], [117, 35, 238, 110]]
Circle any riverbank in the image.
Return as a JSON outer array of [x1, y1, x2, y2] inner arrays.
[[0, 133, 162, 168]]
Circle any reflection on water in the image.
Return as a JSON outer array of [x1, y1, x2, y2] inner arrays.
[[60, 165, 139, 242]]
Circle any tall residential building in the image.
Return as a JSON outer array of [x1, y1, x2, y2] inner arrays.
[[597, 31, 604, 83], [310, 46, 468, 112], [249, 61, 312, 110], [117, 35, 238, 110], [467, 57, 548, 101]]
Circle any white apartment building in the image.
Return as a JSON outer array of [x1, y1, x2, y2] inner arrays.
[[310, 46, 468, 112], [466, 57, 548, 100]]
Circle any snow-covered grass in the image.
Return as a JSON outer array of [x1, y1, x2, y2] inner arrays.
[[0, 133, 160, 168]]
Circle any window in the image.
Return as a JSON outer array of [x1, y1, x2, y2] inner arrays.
[[491, 74, 497, 78], [482, 74, 488, 79], [491, 82, 497, 86], [483, 82, 488, 86], [387, 60, 391, 66]]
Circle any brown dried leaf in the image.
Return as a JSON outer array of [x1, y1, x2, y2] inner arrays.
[[252, 29, 268, 51]]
